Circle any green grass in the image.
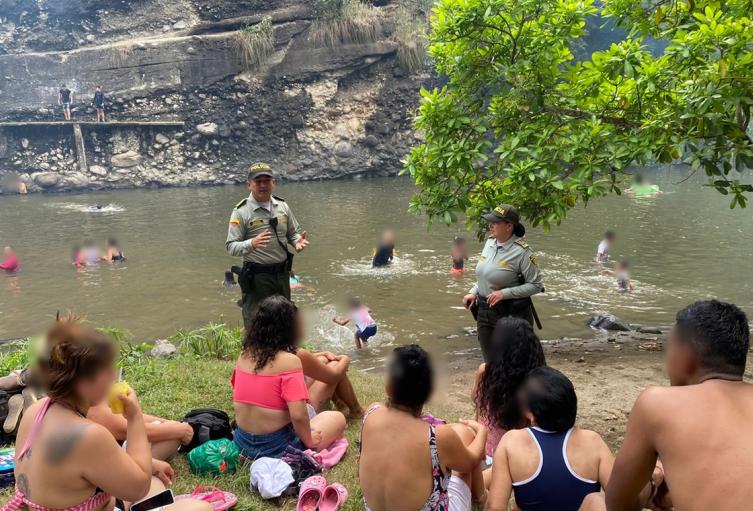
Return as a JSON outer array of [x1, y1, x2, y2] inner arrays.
[[236, 17, 274, 71], [308, 0, 381, 48], [0, 354, 467, 510]]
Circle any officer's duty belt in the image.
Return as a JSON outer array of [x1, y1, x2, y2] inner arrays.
[[243, 261, 289, 274]]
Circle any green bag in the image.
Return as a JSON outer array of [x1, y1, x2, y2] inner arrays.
[[187, 438, 239, 475]]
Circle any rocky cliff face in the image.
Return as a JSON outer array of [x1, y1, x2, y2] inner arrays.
[[0, 0, 430, 192]]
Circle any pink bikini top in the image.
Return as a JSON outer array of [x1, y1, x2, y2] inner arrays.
[[231, 367, 309, 410], [2, 398, 111, 511]]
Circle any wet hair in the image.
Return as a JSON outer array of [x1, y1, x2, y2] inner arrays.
[[475, 317, 546, 430], [224, 271, 235, 283], [387, 344, 434, 412], [605, 230, 616, 240], [243, 295, 300, 371], [38, 316, 116, 404], [616, 259, 629, 269], [348, 296, 362, 308], [453, 236, 466, 245], [107, 238, 118, 246], [674, 300, 749, 376], [520, 367, 577, 432]]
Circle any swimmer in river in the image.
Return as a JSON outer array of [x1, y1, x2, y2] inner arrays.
[[596, 230, 615, 263], [71, 244, 85, 267], [81, 239, 102, 266], [603, 259, 634, 292], [333, 296, 378, 350], [289, 272, 304, 290], [372, 229, 395, 268], [102, 238, 125, 262], [0, 246, 20, 273], [224, 270, 238, 288], [451, 236, 468, 275]]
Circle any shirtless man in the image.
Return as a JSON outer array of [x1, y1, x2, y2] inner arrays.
[[582, 299, 752, 511]]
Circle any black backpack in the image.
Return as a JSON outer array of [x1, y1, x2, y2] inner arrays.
[[180, 408, 233, 453]]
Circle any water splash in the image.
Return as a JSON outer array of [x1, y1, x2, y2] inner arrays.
[[48, 202, 125, 213]]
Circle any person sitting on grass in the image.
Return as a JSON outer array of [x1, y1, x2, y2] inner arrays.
[[583, 299, 753, 511], [295, 347, 364, 418], [333, 296, 377, 349], [3, 316, 210, 511], [485, 367, 662, 511], [473, 317, 546, 464], [232, 296, 346, 460], [359, 344, 488, 511], [87, 402, 194, 461]]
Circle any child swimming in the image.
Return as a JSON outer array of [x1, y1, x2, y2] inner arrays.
[[450, 236, 468, 274], [223, 270, 238, 288], [372, 230, 395, 268], [603, 260, 634, 292], [333, 296, 377, 349]]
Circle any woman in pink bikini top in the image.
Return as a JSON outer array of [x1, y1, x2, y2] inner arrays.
[[2, 317, 210, 511]]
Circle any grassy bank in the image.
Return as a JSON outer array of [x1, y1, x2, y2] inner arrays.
[[0, 345, 468, 510]]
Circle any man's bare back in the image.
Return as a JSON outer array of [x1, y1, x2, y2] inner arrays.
[[638, 381, 753, 510], [603, 300, 752, 511]]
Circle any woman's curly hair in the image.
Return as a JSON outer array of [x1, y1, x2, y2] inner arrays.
[[475, 317, 546, 430], [243, 295, 300, 371]]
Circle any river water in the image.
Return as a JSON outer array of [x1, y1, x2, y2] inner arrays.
[[1, 168, 752, 365]]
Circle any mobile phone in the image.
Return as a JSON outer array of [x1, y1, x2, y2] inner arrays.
[[131, 489, 174, 511]]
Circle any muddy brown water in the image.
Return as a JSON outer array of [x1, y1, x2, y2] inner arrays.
[[1, 169, 752, 367]]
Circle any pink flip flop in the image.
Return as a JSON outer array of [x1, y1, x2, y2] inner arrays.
[[296, 475, 327, 511], [174, 486, 238, 511], [319, 483, 349, 511]]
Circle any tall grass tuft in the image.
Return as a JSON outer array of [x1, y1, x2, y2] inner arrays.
[[236, 17, 274, 71], [99, 327, 151, 367], [394, 8, 428, 73], [309, 0, 381, 48], [172, 322, 242, 360]]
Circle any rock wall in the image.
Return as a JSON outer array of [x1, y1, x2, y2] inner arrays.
[[0, 0, 431, 193]]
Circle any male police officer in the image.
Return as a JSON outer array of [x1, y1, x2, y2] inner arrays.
[[463, 204, 543, 361], [226, 163, 309, 327]]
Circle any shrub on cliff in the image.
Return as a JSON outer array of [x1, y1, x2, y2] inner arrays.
[[309, 0, 381, 47], [237, 17, 274, 71]]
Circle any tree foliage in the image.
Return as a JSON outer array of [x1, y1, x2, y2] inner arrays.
[[403, 0, 753, 231]]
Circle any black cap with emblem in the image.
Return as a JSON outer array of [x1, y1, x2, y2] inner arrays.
[[482, 204, 520, 224], [247, 162, 275, 181]]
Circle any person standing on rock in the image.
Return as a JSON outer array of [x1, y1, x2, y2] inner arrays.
[[58, 83, 74, 120], [92, 85, 106, 122], [462, 204, 544, 362], [226, 162, 309, 328]]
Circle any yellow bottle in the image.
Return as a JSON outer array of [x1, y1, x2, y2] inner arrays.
[[109, 382, 131, 415]]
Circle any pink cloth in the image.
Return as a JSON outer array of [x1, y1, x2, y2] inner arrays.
[[0, 254, 19, 273], [481, 415, 506, 458], [304, 437, 348, 469]]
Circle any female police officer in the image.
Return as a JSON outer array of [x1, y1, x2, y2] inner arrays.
[[462, 204, 544, 361]]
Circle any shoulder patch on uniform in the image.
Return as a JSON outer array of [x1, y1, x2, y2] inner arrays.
[[514, 239, 530, 250], [273, 195, 286, 202], [529, 254, 539, 266], [235, 198, 248, 209], [229, 218, 240, 225]]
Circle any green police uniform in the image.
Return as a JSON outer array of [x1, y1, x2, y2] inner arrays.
[[226, 194, 304, 327], [470, 235, 543, 360]]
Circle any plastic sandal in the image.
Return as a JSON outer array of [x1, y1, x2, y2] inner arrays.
[[319, 483, 349, 511], [296, 475, 326, 511], [175, 485, 238, 511]]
